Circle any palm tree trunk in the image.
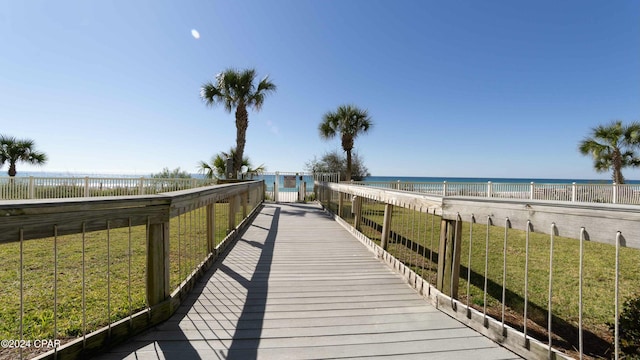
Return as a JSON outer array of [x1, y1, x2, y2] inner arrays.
[[345, 150, 352, 182], [614, 167, 625, 184], [612, 150, 625, 184], [8, 162, 17, 177], [342, 136, 355, 182], [235, 105, 249, 179]]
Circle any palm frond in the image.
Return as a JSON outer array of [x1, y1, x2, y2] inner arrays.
[[318, 119, 337, 140], [578, 138, 607, 156], [319, 104, 372, 143], [579, 120, 640, 182], [0, 134, 47, 175], [27, 152, 47, 164], [197, 160, 215, 179], [257, 76, 276, 92]]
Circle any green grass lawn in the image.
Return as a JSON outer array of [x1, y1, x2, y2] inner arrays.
[[332, 197, 640, 358], [0, 202, 242, 348], [4, 192, 634, 359]]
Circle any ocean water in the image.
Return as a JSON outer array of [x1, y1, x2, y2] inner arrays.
[[363, 176, 636, 185], [8, 171, 636, 185]]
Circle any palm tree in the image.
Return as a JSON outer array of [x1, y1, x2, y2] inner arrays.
[[200, 68, 276, 178], [578, 120, 640, 184], [198, 154, 227, 179], [0, 135, 47, 177], [318, 104, 373, 181], [198, 148, 265, 179]]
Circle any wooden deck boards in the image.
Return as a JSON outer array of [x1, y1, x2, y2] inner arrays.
[[94, 203, 520, 360]]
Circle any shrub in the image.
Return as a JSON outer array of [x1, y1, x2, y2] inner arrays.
[[612, 295, 640, 358]]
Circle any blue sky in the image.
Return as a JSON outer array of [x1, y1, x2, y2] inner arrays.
[[1, 0, 638, 180]]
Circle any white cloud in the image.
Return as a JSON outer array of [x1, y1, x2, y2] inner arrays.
[[191, 29, 200, 39]]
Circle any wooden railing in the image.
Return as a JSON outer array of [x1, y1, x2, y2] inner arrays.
[[0, 176, 217, 200], [317, 181, 640, 360], [0, 181, 264, 360], [351, 180, 640, 205]]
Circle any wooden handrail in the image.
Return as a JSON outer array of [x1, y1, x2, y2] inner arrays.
[[1, 180, 264, 360]]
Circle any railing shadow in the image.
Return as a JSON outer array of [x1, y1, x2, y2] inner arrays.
[[224, 205, 279, 359], [93, 205, 278, 359], [151, 207, 276, 360], [95, 228, 246, 359], [360, 215, 611, 358], [160, 205, 281, 359], [147, 205, 280, 359]]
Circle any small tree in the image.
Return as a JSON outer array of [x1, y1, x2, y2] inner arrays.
[[151, 167, 192, 179], [0, 135, 47, 177], [306, 150, 370, 181]]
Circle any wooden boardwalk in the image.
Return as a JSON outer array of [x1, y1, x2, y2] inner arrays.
[[94, 203, 521, 360]]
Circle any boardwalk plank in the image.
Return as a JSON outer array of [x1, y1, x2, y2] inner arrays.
[[94, 203, 520, 360]]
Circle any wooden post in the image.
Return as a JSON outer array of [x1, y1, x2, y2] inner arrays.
[[28, 176, 35, 199], [84, 177, 90, 197], [324, 187, 330, 210], [353, 196, 363, 230], [147, 221, 170, 306], [228, 195, 237, 234], [530, 182, 534, 200], [275, 172, 280, 202], [206, 203, 216, 253], [302, 181, 306, 202], [436, 217, 462, 298], [242, 191, 248, 218], [338, 192, 344, 218], [380, 203, 393, 250]]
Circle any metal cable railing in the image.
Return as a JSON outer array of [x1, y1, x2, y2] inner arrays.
[[350, 180, 640, 205], [0, 181, 263, 360], [318, 181, 640, 360]]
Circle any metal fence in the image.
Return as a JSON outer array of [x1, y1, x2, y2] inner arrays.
[[254, 172, 339, 203], [0, 181, 264, 359], [0, 176, 217, 200], [317, 181, 640, 360], [351, 180, 640, 205]]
